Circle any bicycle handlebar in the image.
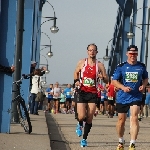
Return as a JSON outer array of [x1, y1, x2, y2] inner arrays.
[[13, 74, 30, 85]]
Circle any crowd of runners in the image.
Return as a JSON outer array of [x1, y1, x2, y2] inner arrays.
[[45, 81, 123, 118], [43, 43, 150, 150]]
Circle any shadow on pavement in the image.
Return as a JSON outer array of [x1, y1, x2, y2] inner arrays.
[[45, 113, 71, 150]]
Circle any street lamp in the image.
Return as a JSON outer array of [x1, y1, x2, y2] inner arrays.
[[45, 1, 59, 33], [40, 32, 54, 58], [40, 54, 50, 74], [126, 20, 147, 39], [126, 20, 146, 39], [103, 47, 110, 61], [127, 7, 150, 68], [126, 19, 135, 39], [41, 45, 53, 58], [47, 51, 53, 58], [103, 38, 115, 61], [39, 1, 59, 33]]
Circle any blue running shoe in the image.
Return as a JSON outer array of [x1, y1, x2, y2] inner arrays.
[[76, 124, 82, 137], [80, 139, 87, 147], [76, 123, 80, 130]]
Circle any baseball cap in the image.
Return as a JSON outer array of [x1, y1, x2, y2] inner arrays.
[[31, 61, 37, 65], [127, 45, 138, 52]]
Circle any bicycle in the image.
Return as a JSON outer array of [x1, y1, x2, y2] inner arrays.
[[12, 74, 32, 134]]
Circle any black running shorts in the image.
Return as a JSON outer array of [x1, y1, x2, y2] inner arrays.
[[47, 98, 53, 103], [116, 101, 141, 113], [66, 98, 72, 103], [77, 90, 97, 103]]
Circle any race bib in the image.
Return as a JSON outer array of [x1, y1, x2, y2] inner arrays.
[[101, 96, 104, 99], [108, 97, 113, 100], [66, 92, 71, 95], [125, 72, 138, 82], [83, 77, 95, 87]]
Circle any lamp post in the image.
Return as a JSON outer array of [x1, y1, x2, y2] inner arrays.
[[103, 38, 120, 61], [126, 19, 135, 39], [127, 12, 150, 68], [40, 46, 53, 58], [127, 5, 149, 65], [33, 2, 58, 63], [38, 1, 59, 33], [40, 54, 50, 74], [41, 45, 53, 58], [40, 32, 54, 58], [11, 0, 25, 123], [43, 1, 59, 33]]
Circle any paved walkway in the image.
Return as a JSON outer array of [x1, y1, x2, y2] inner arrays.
[[0, 110, 50, 150], [0, 111, 150, 150], [49, 113, 150, 150]]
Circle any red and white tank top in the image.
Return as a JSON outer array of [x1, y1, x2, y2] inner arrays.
[[80, 58, 99, 93]]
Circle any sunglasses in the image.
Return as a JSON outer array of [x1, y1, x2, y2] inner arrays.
[[128, 53, 138, 56], [88, 50, 97, 52]]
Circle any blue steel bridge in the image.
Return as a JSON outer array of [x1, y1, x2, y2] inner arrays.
[[0, 0, 149, 132]]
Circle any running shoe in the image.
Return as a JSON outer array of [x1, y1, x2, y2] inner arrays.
[[128, 143, 135, 150], [76, 124, 82, 137], [80, 139, 87, 147], [138, 115, 142, 121], [72, 110, 75, 114], [109, 113, 113, 118], [116, 142, 124, 150]]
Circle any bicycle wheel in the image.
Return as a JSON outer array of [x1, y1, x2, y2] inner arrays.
[[18, 97, 32, 134]]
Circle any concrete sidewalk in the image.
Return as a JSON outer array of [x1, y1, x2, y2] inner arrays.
[[0, 110, 50, 150], [1, 110, 150, 150], [49, 113, 150, 150]]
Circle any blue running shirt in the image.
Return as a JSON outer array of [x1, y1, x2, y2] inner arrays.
[[64, 88, 72, 98], [113, 61, 148, 104], [101, 90, 107, 101], [46, 88, 53, 98]]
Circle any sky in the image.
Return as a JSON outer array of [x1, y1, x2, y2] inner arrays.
[[40, 0, 150, 85]]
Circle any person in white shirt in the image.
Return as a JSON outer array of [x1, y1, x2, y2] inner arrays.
[[53, 82, 61, 114], [30, 69, 43, 115]]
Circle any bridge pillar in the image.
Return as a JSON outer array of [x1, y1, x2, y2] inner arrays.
[[0, 0, 17, 133]]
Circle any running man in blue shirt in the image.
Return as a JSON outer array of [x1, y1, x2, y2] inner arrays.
[[112, 45, 148, 150], [45, 84, 53, 112], [64, 84, 72, 112]]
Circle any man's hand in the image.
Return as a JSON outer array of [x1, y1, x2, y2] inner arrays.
[[122, 86, 132, 92], [139, 85, 145, 92], [41, 66, 47, 71], [75, 81, 81, 87], [98, 73, 103, 79], [11, 66, 15, 72], [98, 73, 108, 82]]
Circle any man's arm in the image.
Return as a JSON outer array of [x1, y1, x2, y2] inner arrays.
[[98, 62, 108, 83], [111, 80, 125, 90], [142, 78, 148, 88], [0, 64, 15, 73], [111, 65, 124, 90], [40, 66, 47, 76]]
